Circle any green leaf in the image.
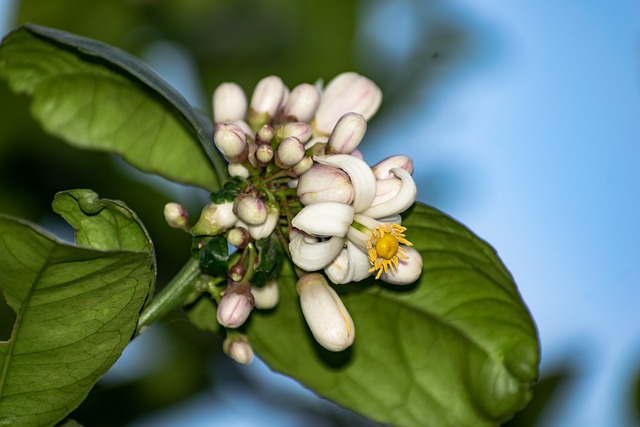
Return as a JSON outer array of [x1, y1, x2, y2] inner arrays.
[[0, 24, 226, 191], [247, 202, 539, 427], [0, 193, 155, 426], [198, 236, 229, 278]]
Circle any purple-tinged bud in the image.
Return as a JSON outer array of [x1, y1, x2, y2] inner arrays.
[[249, 75, 288, 131], [214, 122, 248, 163], [234, 195, 267, 225], [212, 82, 247, 124], [217, 289, 254, 328], [372, 155, 414, 179], [229, 258, 246, 282], [256, 144, 274, 165], [282, 83, 321, 122], [276, 122, 312, 143], [313, 72, 382, 136], [351, 149, 364, 160], [251, 280, 279, 310], [290, 156, 314, 177], [223, 335, 254, 364], [191, 202, 237, 236], [275, 136, 305, 168], [326, 112, 367, 154], [227, 227, 250, 249], [297, 164, 354, 205], [296, 273, 355, 351], [247, 202, 279, 240], [163, 202, 189, 231], [256, 124, 275, 145]]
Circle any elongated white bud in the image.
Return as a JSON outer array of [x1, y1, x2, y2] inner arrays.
[[191, 201, 237, 236], [251, 280, 279, 310], [276, 122, 312, 143], [372, 155, 414, 179], [249, 75, 288, 130], [234, 196, 267, 225], [217, 290, 254, 328], [214, 122, 248, 163], [275, 136, 305, 168], [223, 335, 254, 364], [282, 83, 321, 122], [212, 82, 247, 123], [326, 112, 367, 154], [314, 72, 382, 136], [163, 202, 189, 231], [297, 273, 355, 352], [297, 164, 354, 206]]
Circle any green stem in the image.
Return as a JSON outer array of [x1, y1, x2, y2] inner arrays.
[[136, 257, 201, 334]]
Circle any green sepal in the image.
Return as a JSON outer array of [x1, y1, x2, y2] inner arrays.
[[198, 235, 229, 278], [250, 236, 280, 286]]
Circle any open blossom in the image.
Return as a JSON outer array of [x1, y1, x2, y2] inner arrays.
[[289, 154, 421, 285]]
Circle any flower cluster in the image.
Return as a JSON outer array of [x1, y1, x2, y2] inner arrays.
[[164, 72, 422, 361]]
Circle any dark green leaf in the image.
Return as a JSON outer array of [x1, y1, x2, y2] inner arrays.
[[186, 297, 219, 334], [0, 24, 226, 191], [248, 202, 539, 427], [199, 236, 229, 278], [0, 193, 155, 426], [251, 237, 280, 286]]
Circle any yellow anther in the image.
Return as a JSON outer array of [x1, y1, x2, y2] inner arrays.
[[366, 223, 413, 280]]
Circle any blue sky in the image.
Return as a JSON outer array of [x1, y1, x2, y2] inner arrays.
[[2, 1, 639, 426]]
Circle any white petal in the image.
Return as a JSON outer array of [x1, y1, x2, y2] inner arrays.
[[291, 202, 354, 237], [325, 241, 372, 284], [314, 154, 376, 213], [380, 246, 423, 285], [289, 233, 345, 271], [360, 167, 416, 218]]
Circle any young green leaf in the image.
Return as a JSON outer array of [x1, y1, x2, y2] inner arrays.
[[247, 202, 539, 427], [0, 24, 226, 191], [0, 193, 155, 426]]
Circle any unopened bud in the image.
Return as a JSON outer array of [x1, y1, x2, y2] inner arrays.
[[326, 112, 367, 154], [214, 122, 248, 162], [372, 155, 414, 179], [249, 75, 288, 130], [275, 122, 312, 143], [257, 124, 275, 145], [191, 201, 237, 236], [212, 82, 247, 123], [290, 156, 313, 177], [296, 273, 355, 352], [228, 163, 250, 178], [223, 335, 254, 364], [275, 136, 305, 168], [227, 227, 250, 249], [163, 202, 189, 231], [247, 202, 279, 240], [234, 195, 267, 225], [217, 289, 254, 329], [313, 72, 382, 136], [256, 144, 274, 165], [251, 280, 279, 310], [297, 164, 353, 205], [282, 83, 321, 122]]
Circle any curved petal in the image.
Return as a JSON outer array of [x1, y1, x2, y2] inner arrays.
[[291, 202, 354, 237], [325, 241, 372, 284], [360, 167, 416, 219], [380, 246, 423, 285], [289, 233, 345, 271], [315, 154, 376, 213]]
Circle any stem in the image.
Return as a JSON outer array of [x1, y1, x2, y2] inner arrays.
[[136, 257, 201, 334]]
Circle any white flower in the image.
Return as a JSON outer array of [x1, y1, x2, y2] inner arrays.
[[296, 273, 355, 351]]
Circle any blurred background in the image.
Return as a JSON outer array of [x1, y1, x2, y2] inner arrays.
[[1, 1, 639, 426]]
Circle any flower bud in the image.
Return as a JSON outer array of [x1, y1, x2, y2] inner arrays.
[[249, 75, 288, 130], [372, 155, 414, 180], [380, 247, 423, 285], [313, 72, 382, 136], [275, 122, 312, 143], [256, 144, 274, 165], [228, 163, 250, 178], [247, 202, 279, 240], [191, 201, 237, 236], [326, 112, 367, 154], [214, 122, 248, 163], [296, 273, 355, 351], [297, 164, 353, 205], [223, 335, 254, 364], [163, 202, 189, 231], [227, 227, 250, 249], [290, 156, 313, 177], [282, 83, 321, 122], [275, 136, 305, 168], [217, 289, 254, 328], [234, 195, 267, 225], [212, 82, 247, 123], [256, 124, 275, 145], [251, 280, 279, 310]]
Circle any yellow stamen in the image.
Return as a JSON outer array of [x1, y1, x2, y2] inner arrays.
[[366, 223, 413, 280]]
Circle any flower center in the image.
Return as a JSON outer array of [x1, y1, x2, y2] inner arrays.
[[366, 223, 413, 279]]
